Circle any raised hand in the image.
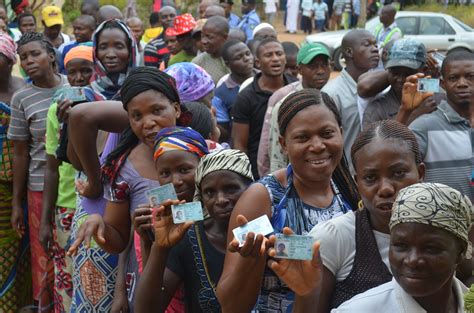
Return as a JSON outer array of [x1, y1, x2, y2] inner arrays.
[[228, 214, 271, 258], [67, 213, 106, 256], [133, 204, 154, 243], [267, 227, 322, 296], [153, 199, 193, 249], [401, 73, 435, 112]]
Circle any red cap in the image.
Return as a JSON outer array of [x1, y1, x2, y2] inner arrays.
[[165, 13, 197, 37]]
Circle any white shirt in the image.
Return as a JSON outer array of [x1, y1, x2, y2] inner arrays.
[[332, 277, 468, 312], [264, 0, 279, 13], [309, 211, 391, 281]]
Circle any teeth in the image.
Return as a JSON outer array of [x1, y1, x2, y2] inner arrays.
[[308, 159, 327, 165]]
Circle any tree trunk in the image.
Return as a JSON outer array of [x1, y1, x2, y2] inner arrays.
[[359, 0, 367, 26]]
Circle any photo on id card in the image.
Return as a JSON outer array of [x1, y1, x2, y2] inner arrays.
[[146, 183, 178, 207], [171, 201, 204, 224], [274, 234, 314, 260]]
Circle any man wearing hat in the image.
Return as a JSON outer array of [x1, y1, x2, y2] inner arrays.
[[258, 42, 333, 176], [362, 39, 435, 129], [238, 0, 260, 42], [220, 0, 241, 28], [41, 5, 70, 48], [167, 13, 198, 66]]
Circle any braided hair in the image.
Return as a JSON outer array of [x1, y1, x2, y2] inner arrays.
[[16, 32, 56, 68], [351, 120, 422, 171], [277, 89, 360, 210], [102, 67, 185, 185]]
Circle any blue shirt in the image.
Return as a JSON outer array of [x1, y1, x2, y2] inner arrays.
[[229, 13, 241, 28], [238, 9, 261, 42]]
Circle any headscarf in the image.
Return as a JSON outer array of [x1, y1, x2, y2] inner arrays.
[[91, 19, 138, 100], [153, 126, 209, 161], [64, 45, 93, 66], [193, 149, 253, 202], [0, 32, 17, 64], [164, 62, 214, 103], [252, 22, 275, 37], [390, 183, 474, 258]]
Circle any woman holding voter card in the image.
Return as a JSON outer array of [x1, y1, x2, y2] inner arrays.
[[217, 89, 361, 312], [135, 148, 254, 313]]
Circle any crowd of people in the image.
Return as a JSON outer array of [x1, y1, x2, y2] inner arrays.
[[0, 0, 474, 312]]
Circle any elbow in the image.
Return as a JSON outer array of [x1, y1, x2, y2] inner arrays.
[[357, 83, 372, 98]]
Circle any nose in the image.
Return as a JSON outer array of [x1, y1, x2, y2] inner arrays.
[[74, 73, 85, 83], [403, 247, 425, 268], [308, 136, 325, 153], [377, 177, 395, 198], [172, 173, 183, 188], [215, 191, 229, 207], [143, 115, 157, 129]]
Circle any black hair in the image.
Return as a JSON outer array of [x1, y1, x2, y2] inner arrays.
[[149, 12, 160, 25], [75, 14, 96, 29], [277, 89, 360, 210], [441, 50, 474, 77], [16, 32, 56, 65], [281, 41, 299, 57], [247, 39, 261, 57], [222, 39, 243, 62], [18, 13, 36, 25], [256, 37, 281, 58], [185, 101, 213, 139], [351, 120, 422, 171]]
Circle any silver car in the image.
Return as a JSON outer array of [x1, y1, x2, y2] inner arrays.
[[305, 11, 474, 70]]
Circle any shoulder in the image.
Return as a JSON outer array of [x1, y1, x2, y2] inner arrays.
[[10, 85, 34, 106], [334, 280, 398, 312], [409, 108, 442, 131]]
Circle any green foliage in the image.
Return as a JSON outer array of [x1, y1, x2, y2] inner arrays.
[[405, 3, 474, 26]]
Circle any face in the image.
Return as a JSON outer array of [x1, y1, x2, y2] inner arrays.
[[379, 10, 394, 26], [390, 223, 463, 298], [160, 8, 176, 28], [280, 105, 343, 183], [285, 55, 298, 78], [19, 16, 36, 33], [126, 20, 144, 43], [155, 150, 199, 202], [97, 28, 130, 74], [388, 66, 419, 99], [227, 43, 254, 77], [0, 7, 7, 23], [441, 60, 474, 107], [0, 18, 7, 33], [165, 34, 181, 54], [349, 34, 379, 71], [354, 138, 424, 233], [241, 3, 252, 15], [127, 90, 180, 147], [18, 41, 55, 81], [299, 55, 331, 89], [201, 24, 227, 56], [0, 54, 12, 77], [73, 19, 94, 43], [44, 23, 62, 39], [66, 59, 94, 87], [219, 3, 232, 17], [256, 42, 286, 77], [200, 170, 249, 221], [177, 32, 195, 54], [198, 2, 210, 18]]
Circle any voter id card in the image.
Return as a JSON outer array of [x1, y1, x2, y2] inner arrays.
[[274, 234, 314, 260], [146, 183, 178, 207], [232, 215, 274, 246], [61, 87, 87, 103], [418, 78, 440, 93], [171, 201, 204, 224]]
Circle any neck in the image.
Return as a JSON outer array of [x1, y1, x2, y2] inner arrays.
[[258, 73, 285, 92], [0, 74, 12, 91], [292, 172, 333, 207], [231, 71, 253, 85], [414, 277, 457, 313], [34, 72, 60, 88], [384, 21, 392, 28], [345, 63, 365, 82], [448, 99, 473, 121]]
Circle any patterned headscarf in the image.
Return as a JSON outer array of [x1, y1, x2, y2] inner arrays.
[[154, 126, 209, 161], [164, 62, 215, 103], [390, 183, 474, 258], [194, 149, 254, 202], [91, 19, 138, 100], [0, 33, 17, 64]]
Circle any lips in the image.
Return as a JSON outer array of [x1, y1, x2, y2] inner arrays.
[[306, 156, 331, 166], [375, 202, 393, 211]]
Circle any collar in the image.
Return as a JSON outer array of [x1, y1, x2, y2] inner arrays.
[[225, 68, 259, 89], [438, 100, 470, 124], [385, 22, 397, 30], [340, 69, 358, 95], [252, 72, 293, 94]]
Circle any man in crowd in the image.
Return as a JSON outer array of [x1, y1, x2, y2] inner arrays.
[[238, 0, 260, 42], [322, 29, 380, 167], [258, 42, 332, 175], [167, 13, 197, 66], [199, 0, 219, 18], [204, 5, 226, 18], [126, 16, 146, 65], [407, 51, 474, 201], [374, 4, 402, 49], [96, 5, 123, 25], [192, 16, 229, 84], [17, 12, 37, 34], [41, 5, 70, 48], [220, 0, 241, 28], [232, 38, 297, 179], [212, 40, 257, 142], [143, 12, 163, 43]]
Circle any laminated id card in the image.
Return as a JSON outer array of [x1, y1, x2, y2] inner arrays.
[[171, 201, 204, 224], [274, 234, 315, 260], [146, 183, 178, 207], [232, 215, 274, 246]]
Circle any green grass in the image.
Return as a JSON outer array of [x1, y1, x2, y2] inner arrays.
[[404, 2, 474, 26]]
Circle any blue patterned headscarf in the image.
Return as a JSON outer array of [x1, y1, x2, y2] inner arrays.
[[164, 62, 215, 103]]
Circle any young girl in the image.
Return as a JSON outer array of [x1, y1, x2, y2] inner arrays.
[[136, 148, 254, 313]]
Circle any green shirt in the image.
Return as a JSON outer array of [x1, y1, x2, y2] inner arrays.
[[45, 102, 77, 208], [168, 51, 196, 67]]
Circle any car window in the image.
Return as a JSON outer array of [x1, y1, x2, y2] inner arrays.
[[396, 16, 417, 35], [420, 17, 455, 35], [453, 18, 473, 32]]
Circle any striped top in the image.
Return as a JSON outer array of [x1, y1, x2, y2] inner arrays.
[[7, 76, 69, 191], [409, 100, 474, 201]]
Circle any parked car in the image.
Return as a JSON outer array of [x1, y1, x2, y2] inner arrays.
[[305, 11, 474, 70]]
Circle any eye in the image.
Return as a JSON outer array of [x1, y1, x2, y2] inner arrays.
[[204, 189, 215, 197], [322, 129, 335, 138], [362, 174, 376, 183], [159, 170, 170, 177], [391, 242, 408, 251], [131, 112, 142, 121], [179, 167, 191, 174], [393, 169, 406, 178]]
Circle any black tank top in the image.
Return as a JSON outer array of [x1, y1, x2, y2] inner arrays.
[[330, 209, 392, 309]]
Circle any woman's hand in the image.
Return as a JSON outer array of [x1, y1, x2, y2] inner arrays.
[[267, 227, 322, 296], [56, 99, 74, 123], [67, 213, 106, 256], [133, 204, 154, 243], [228, 214, 271, 258], [153, 199, 193, 249]]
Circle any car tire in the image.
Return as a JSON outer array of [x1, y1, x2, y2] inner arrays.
[[333, 48, 345, 71]]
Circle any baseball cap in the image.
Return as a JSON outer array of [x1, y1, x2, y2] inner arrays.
[[41, 5, 64, 27], [297, 42, 331, 65], [165, 13, 197, 37], [386, 39, 426, 70]]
